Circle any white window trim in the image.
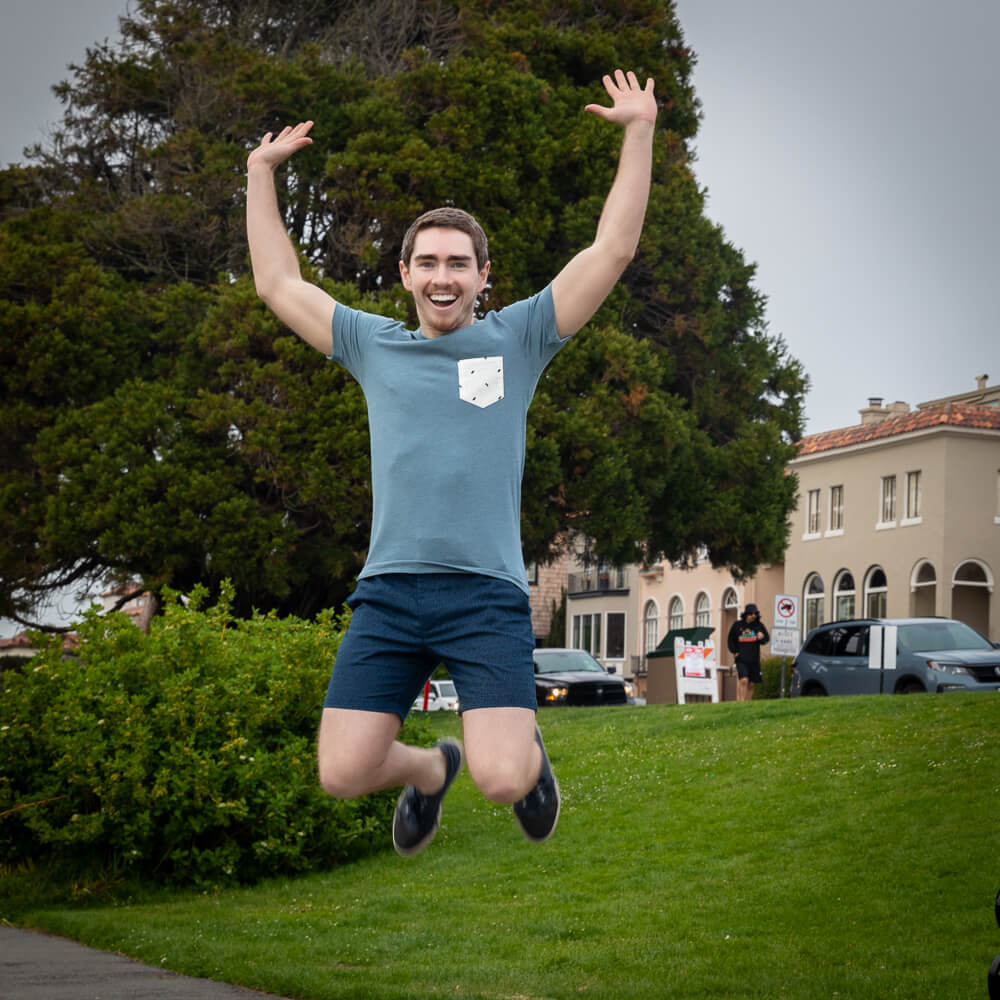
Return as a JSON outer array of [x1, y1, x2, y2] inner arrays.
[[824, 528, 844, 538], [899, 516, 922, 528], [875, 520, 897, 531]]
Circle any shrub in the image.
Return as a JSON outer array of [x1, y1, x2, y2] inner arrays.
[[0, 583, 432, 887], [755, 655, 793, 699]]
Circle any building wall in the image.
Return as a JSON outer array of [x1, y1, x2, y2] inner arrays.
[[561, 544, 641, 678], [527, 552, 569, 644]]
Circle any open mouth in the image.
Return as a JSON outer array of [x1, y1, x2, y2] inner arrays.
[[429, 293, 459, 309]]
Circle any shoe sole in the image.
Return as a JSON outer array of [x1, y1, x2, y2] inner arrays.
[[392, 739, 463, 857]]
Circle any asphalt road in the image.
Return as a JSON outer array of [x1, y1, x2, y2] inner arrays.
[[0, 925, 291, 999]]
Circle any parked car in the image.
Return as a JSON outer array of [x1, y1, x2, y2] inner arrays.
[[532, 648, 635, 706], [411, 678, 460, 712], [790, 617, 1000, 697]]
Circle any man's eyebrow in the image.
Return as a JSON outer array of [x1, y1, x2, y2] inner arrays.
[[412, 253, 474, 262]]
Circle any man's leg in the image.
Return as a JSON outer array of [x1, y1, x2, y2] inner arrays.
[[461, 706, 540, 803], [462, 706, 560, 842], [317, 707, 448, 799], [737, 676, 749, 702]]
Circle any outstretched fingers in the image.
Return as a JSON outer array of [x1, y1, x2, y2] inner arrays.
[[248, 121, 314, 169], [584, 70, 656, 125]]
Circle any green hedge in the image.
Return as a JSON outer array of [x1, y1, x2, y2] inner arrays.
[[755, 656, 794, 700], [0, 583, 431, 887]]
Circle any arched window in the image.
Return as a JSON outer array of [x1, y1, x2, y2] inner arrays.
[[695, 592, 711, 627], [910, 560, 937, 617], [953, 560, 991, 587], [722, 588, 739, 612], [643, 601, 659, 657], [865, 566, 888, 618], [804, 574, 825, 633], [833, 571, 856, 620], [669, 596, 684, 631]]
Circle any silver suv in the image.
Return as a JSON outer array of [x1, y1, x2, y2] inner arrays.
[[790, 617, 1000, 696]]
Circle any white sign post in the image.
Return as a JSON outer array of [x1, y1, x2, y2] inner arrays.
[[772, 595, 801, 697], [770, 628, 800, 657]]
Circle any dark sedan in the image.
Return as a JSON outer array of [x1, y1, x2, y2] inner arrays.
[[532, 648, 633, 706]]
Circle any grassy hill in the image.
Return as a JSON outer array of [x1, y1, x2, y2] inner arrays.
[[13, 694, 1000, 999]]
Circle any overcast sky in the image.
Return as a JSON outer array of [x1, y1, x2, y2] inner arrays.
[[2, 0, 997, 632]]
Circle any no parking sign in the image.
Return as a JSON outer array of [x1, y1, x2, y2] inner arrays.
[[773, 594, 799, 630], [771, 594, 800, 657]]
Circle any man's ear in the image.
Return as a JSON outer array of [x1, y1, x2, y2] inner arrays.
[[477, 261, 491, 292], [399, 259, 412, 291]]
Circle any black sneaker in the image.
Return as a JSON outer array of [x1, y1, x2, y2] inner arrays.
[[513, 726, 560, 842], [392, 739, 463, 857]]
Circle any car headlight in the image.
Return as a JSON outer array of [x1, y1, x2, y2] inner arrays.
[[927, 660, 972, 676], [543, 686, 568, 703], [624, 681, 636, 699]]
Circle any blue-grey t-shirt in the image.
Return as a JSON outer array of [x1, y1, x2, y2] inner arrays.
[[329, 285, 564, 594]]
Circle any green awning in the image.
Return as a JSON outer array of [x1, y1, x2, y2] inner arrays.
[[646, 626, 715, 659]]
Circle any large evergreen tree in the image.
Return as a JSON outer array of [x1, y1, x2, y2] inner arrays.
[[0, 0, 806, 627]]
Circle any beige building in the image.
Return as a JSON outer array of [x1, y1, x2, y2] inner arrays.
[[785, 380, 1000, 642], [561, 375, 1000, 699]]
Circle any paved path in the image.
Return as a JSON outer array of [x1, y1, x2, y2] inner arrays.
[[0, 925, 291, 1000]]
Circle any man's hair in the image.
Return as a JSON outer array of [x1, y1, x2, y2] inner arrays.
[[400, 207, 489, 270]]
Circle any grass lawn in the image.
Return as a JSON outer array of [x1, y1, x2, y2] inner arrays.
[[9, 693, 1000, 999]]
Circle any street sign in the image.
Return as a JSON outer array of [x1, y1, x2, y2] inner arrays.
[[770, 627, 800, 657], [773, 594, 799, 631]]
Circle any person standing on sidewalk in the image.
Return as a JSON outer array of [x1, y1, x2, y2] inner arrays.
[[728, 604, 770, 702], [246, 70, 658, 855]]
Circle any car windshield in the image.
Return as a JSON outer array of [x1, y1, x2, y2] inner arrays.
[[897, 621, 992, 652], [533, 650, 605, 674], [436, 681, 457, 697]]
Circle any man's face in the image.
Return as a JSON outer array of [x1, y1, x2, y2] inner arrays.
[[399, 226, 490, 339]]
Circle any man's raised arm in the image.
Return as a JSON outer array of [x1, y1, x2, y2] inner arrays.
[[246, 121, 336, 354], [550, 70, 657, 339]]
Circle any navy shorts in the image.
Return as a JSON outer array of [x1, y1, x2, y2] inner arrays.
[[324, 573, 538, 721], [736, 660, 763, 684]]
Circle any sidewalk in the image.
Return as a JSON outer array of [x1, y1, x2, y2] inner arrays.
[[0, 925, 291, 1000]]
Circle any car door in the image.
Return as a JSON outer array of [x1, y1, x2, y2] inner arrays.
[[828, 625, 879, 695]]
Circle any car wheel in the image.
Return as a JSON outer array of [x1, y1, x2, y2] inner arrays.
[[895, 680, 925, 694], [802, 683, 827, 697]]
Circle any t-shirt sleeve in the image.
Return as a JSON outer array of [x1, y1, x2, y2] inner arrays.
[[498, 284, 564, 370], [327, 303, 399, 378]]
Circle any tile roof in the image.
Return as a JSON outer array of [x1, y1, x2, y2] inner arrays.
[[796, 403, 1000, 456]]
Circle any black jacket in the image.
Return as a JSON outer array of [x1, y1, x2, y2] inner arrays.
[[727, 616, 770, 666]]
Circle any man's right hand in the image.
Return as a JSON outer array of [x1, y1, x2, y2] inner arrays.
[[247, 121, 314, 172]]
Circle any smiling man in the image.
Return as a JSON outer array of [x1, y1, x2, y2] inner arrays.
[[246, 70, 657, 855]]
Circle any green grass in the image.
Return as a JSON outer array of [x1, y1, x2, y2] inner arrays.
[[8, 694, 1000, 999]]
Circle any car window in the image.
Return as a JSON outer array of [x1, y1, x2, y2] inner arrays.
[[804, 630, 835, 655], [436, 681, 457, 697], [836, 625, 868, 657], [897, 621, 992, 652], [532, 650, 605, 674]]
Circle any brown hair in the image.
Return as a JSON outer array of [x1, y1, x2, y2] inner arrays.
[[400, 207, 489, 270]]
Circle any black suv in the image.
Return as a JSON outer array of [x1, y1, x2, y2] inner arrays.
[[790, 617, 1000, 696]]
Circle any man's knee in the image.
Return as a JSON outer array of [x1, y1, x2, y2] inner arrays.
[[467, 748, 538, 804], [316, 708, 399, 799], [317, 751, 376, 799]]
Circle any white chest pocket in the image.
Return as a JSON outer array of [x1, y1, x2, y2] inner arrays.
[[457, 356, 504, 408]]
